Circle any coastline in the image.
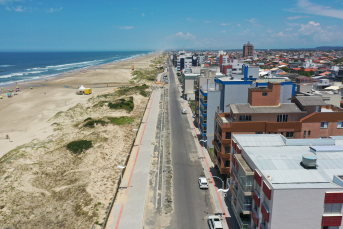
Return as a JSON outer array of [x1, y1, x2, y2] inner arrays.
[[0, 51, 161, 158], [0, 51, 155, 87]]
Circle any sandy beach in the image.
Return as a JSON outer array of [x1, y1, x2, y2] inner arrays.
[[0, 52, 161, 156], [0, 51, 165, 228]]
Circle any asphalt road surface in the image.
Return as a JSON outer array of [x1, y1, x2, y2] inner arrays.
[[168, 62, 215, 229]]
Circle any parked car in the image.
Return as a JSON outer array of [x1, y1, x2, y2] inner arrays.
[[198, 177, 208, 189], [181, 109, 187, 114], [208, 215, 223, 229]]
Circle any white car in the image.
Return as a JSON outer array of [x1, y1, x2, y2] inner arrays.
[[208, 215, 223, 229], [198, 177, 208, 189], [181, 109, 187, 114]]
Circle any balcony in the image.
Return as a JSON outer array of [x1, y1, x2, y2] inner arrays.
[[220, 167, 230, 174], [212, 139, 217, 146], [221, 139, 231, 145], [218, 150, 231, 160], [231, 200, 251, 229]]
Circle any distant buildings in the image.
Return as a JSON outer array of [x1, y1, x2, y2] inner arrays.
[[243, 41, 254, 57], [230, 134, 343, 229]]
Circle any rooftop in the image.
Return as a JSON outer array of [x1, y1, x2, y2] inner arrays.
[[295, 96, 328, 106], [230, 103, 304, 114], [234, 134, 343, 189]]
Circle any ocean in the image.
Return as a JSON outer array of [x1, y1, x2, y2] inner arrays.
[[0, 51, 152, 86]]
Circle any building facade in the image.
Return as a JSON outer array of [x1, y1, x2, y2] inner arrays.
[[213, 85, 343, 179], [243, 41, 254, 57], [230, 134, 343, 229]]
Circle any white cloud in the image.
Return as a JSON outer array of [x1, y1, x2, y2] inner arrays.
[[203, 20, 211, 23], [287, 15, 308, 20], [47, 7, 62, 13], [5, 5, 10, 10], [237, 24, 241, 27], [120, 26, 134, 30], [249, 18, 264, 27], [299, 21, 320, 35], [142, 13, 145, 17], [186, 17, 193, 21], [222, 30, 227, 33], [167, 32, 196, 40], [285, 28, 294, 31], [220, 23, 231, 26], [297, 0, 343, 20], [13, 5, 24, 12], [267, 29, 273, 33], [0, 0, 20, 4]]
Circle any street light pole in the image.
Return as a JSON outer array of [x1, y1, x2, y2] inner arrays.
[[210, 176, 225, 218]]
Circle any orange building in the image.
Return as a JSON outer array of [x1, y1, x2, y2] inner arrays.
[[212, 82, 343, 178]]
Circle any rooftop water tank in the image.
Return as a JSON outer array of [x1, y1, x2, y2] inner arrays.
[[302, 154, 318, 168]]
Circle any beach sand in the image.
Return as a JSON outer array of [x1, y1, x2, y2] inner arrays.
[[0, 51, 164, 228], [0, 52, 161, 157]]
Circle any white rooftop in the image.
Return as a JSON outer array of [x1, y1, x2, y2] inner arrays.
[[234, 134, 343, 189]]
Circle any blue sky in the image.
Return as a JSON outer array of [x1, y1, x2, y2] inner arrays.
[[1, 0, 343, 51]]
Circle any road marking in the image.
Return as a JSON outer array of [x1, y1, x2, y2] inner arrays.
[[114, 91, 156, 229]]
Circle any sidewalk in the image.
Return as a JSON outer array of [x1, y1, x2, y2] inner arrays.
[[106, 89, 161, 229], [171, 67, 239, 229]]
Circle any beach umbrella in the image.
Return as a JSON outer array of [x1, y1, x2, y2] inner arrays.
[[16, 86, 19, 89]]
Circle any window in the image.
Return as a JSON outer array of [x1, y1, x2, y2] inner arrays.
[[262, 92, 268, 96], [286, 132, 294, 138], [225, 146, 231, 154], [226, 132, 231, 139], [225, 160, 230, 167], [303, 131, 306, 138], [324, 203, 342, 214], [338, 122, 343, 128], [239, 115, 252, 121], [308, 130, 311, 136], [277, 114, 288, 122], [321, 122, 328, 128]]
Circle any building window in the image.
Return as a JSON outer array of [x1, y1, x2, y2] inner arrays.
[[338, 122, 343, 128], [262, 92, 268, 96], [239, 115, 252, 121], [225, 146, 231, 154], [226, 132, 231, 139], [225, 160, 230, 167], [286, 132, 294, 138], [277, 114, 288, 122], [324, 203, 342, 214], [321, 122, 328, 128], [308, 130, 311, 136], [303, 131, 306, 138], [256, 132, 263, 134]]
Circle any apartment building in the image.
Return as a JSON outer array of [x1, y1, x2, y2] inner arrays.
[[243, 41, 254, 57], [213, 83, 343, 178], [230, 134, 343, 229]]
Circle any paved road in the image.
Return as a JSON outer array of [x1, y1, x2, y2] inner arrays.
[[168, 62, 215, 229]]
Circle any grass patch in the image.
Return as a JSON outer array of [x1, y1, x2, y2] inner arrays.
[[108, 97, 134, 112], [108, 116, 134, 125], [116, 84, 149, 97], [84, 117, 92, 122], [83, 119, 108, 128], [67, 140, 93, 155]]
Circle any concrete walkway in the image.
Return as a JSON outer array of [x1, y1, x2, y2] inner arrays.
[[106, 89, 161, 229], [171, 67, 239, 229]]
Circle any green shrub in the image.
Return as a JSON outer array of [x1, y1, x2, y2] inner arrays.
[[84, 117, 92, 122], [67, 140, 93, 154], [108, 97, 134, 112], [108, 116, 134, 125], [84, 119, 107, 128]]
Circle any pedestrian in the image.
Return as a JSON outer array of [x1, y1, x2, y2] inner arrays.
[[6, 134, 10, 141]]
